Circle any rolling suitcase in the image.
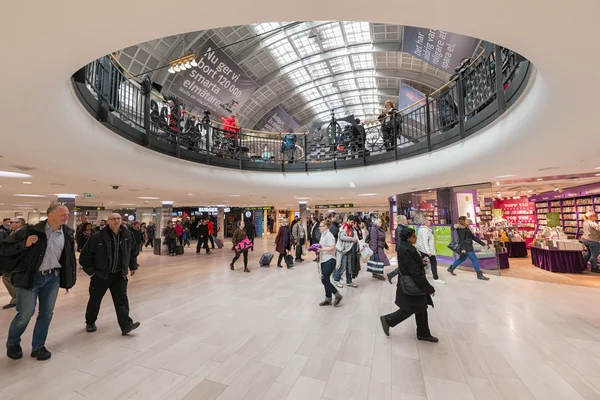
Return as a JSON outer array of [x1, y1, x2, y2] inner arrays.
[[214, 237, 224, 249], [175, 245, 184, 255], [260, 252, 274, 267]]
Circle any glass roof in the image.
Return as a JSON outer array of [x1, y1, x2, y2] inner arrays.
[[116, 21, 456, 132]]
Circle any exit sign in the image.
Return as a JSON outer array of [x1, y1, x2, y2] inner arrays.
[[84, 193, 94, 198]]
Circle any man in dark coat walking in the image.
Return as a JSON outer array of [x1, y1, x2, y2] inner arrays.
[[80, 213, 140, 336], [379, 227, 438, 342], [1, 204, 77, 361]]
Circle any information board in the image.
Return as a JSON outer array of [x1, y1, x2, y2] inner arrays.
[[434, 226, 454, 257]]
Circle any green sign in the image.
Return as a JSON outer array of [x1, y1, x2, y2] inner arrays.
[[546, 212, 560, 227], [84, 193, 94, 198], [434, 226, 454, 257], [492, 209, 503, 217]]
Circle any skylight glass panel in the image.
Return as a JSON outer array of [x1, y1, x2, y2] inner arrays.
[[312, 103, 329, 114], [317, 23, 345, 50], [361, 95, 379, 104], [344, 22, 371, 44], [356, 76, 376, 89], [252, 22, 282, 35], [328, 57, 352, 73], [306, 61, 330, 79], [286, 68, 311, 86], [268, 39, 298, 66], [351, 53, 374, 70], [318, 83, 338, 96], [344, 96, 361, 106], [336, 79, 357, 92], [301, 87, 321, 102], [290, 32, 320, 58], [329, 98, 344, 109]]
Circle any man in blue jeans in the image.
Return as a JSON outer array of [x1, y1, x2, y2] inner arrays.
[[0, 204, 77, 361], [333, 216, 359, 288]]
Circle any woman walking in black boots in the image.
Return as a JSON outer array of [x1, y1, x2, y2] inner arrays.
[[447, 216, 490, 281], [231, 220, 251, 273], [380, 227, 438, 342]]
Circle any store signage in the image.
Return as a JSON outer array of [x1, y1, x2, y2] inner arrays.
[[244, 206, 275, 211], [315, 204, 354, 209], [252, 106, 299, 133], [402, 27, 479, 72], [244, 211, 252, 218], [169, 38, 259, 120], [492, 209, 503, 217], [546, 212, 561, 227], [84, 193, 94, 198], [75, 206, 105, 211], [434, 226, 454, 257]]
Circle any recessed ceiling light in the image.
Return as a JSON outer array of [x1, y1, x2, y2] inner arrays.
[[494, 174, 516, 178], [349, 182, 356, 188], [537, 178, 543, 181], [0, 171, 32, 178], [22, 181, 32, 185], [358, 193, 377, 196], [188, 193, 193, 196], [294, 197, 311, 200], [528, 190, 533, 193], [596, 173, 600, 176], [13, 194, 46, 198], [120, 204, 136, 206], [137, 197, 160, 200], [230, 194, 241, 197], [55, 194, 78, 198], [594, 167, 600, 170]]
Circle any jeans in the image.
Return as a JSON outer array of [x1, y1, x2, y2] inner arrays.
[[85, 273, 133, 330], [7, 271, 60, 350], [232, 249, 249, 268], [383, 308, 431, 337], [333, 252, 353, 284], [145, 238, 154, 248], [196, 237, 210, 253], [450, 251, 481, 273], [582, 239, 600, 270], [320, 259, 338, 299], [2, 273, 17, 305]]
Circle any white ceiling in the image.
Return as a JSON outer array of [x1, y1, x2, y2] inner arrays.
[[0, 1, 598, 216]]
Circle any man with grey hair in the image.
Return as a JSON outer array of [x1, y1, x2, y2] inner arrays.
[[387, 215, 408, 284], [0, 217, 27, 309], [80, 213, 140, 335], [2, 204, 76, 361]]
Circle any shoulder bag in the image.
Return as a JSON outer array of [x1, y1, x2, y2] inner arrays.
[[447, 241, 461, 254], [397, 267, 426, 296]]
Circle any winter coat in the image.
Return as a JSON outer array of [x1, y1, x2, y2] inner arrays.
[[292, 222, 306, 244], [76, 230, 92, 252], [198, 224, 209, 238], [330, 222, 340, 241], [370, 225, 390, 266], [336, 226, 357, 255], [395, 223, 406, 252], [146, 225, 155, 240], [310, 222, 321, 245], [79, 226, 139, 281], [163, 226, 177, 240], [175, 224, 184, 237], [416, 225, 436, 255], [454, 224, 485, 252], [232, 228, 247, 247], [275, 226, 291, 254], [394, 241, 435, 313], [246, 222, 257, 239], [0, 221, 77, 290], [130, 228, 143, 245]]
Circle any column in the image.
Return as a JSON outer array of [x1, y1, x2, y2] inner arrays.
[[263, 210, 268, 235], [57, 195, 76, 229], [158, 202, 173, 255], [299, 203, 307, 246], [217, 207, 225, 242]]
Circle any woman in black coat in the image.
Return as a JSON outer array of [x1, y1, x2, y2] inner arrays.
[[380, 227, 438, 342], [447, 216, 490, 281]]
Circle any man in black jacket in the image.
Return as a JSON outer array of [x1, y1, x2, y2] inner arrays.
[[79, 213, 140, 335], [0, 217, 27, 310], [387, 215, 408, 284], [196, 219, 211, 255], [1, 204, 76, 361], [329, 213, 340, 241]]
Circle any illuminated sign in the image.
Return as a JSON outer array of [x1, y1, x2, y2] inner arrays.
[[315, 204, 354, 209]]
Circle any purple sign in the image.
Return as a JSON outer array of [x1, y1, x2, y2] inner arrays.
[[530, 182, 600, 202], [253, 105, 299, 133], [403, 27, 479, 72]]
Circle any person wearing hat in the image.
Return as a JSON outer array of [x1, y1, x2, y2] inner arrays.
[[380, 227, 438, 342]]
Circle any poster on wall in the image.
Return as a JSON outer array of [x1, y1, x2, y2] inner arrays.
[[434, 226, 454, 257], [402, 27, 479, 72], [398, 83, 426, 122], [546, 212, 561, 227], [169, 38, 259, 120], [456, 192, 476, 223], [253, 106, 299, 133]]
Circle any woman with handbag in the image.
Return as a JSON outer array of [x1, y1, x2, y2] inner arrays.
[[369, 217, 389, 281], [274, 219, 293, 269], [231, 220, 251, 273], [380, 227, 438, 342], [447, 216, 490, 281]]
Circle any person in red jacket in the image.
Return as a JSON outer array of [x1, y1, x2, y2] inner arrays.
[[207, 218, 216, 249], [223, 114, 240, 139], [175, 221, 184, 247]]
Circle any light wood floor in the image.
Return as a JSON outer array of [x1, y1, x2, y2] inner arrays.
[[500, 257, 600, 288], [1, 238, 600, 400]]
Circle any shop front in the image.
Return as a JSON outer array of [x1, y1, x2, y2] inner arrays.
[[242, 206, 274, 237]]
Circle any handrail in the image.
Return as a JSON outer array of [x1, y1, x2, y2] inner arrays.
[[74, 45, 531, 171]]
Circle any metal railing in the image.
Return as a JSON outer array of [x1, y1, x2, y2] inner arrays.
[[74, 46, 531, 172]]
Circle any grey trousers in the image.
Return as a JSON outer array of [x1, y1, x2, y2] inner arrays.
[[2, 273, 17, 305]]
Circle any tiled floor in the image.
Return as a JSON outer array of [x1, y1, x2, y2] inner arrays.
[[0, 238, 599, 399]]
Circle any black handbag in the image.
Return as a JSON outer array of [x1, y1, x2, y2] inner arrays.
[[447, 241, 461, 254], [398, 269, 425, 296]]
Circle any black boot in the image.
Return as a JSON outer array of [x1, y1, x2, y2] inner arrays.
[[477, 271, 489, 281], [447, 266, 457, 276]]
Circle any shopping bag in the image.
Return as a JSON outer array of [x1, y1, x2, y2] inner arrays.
[[366, 254, 384, 274], [360, 245, 373, 262]]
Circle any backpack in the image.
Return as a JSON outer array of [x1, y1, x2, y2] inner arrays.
[[283, 134, 297, 149]]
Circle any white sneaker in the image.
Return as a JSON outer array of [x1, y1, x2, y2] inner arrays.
[[425, 267, 432, 275], [433, 278, 446, 284], [334, 281, 344, 288]]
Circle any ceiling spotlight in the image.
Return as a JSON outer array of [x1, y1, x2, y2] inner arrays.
[[168, 53, 197, 74], [168, 67, 175, 74], [553, 187, 559, 192], [190, 59, 198, 67], [174, 66, 181, 72], [528, 190, 533, 193], [0, 171, 32, 178], [184, 62, 191, 69], [22, 181, 32, 185], [494, 174, 517, 178], [358, 193, 377, 197], [537, 178, 543, 181]]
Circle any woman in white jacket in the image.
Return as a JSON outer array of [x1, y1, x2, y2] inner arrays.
[[416, 220, 445, 284]]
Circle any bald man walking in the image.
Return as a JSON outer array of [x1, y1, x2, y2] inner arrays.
[[80, 213, 140, 335]]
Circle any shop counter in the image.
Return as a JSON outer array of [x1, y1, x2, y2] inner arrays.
[[506, 241, 528, 258], [530, 246, 586, 273]]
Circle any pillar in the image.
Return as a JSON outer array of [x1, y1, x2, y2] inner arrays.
[[158, 202, 173, 255], [217, 207, 225, 242], [299, 202, 307, 243], [57, 195, 76, 229]]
